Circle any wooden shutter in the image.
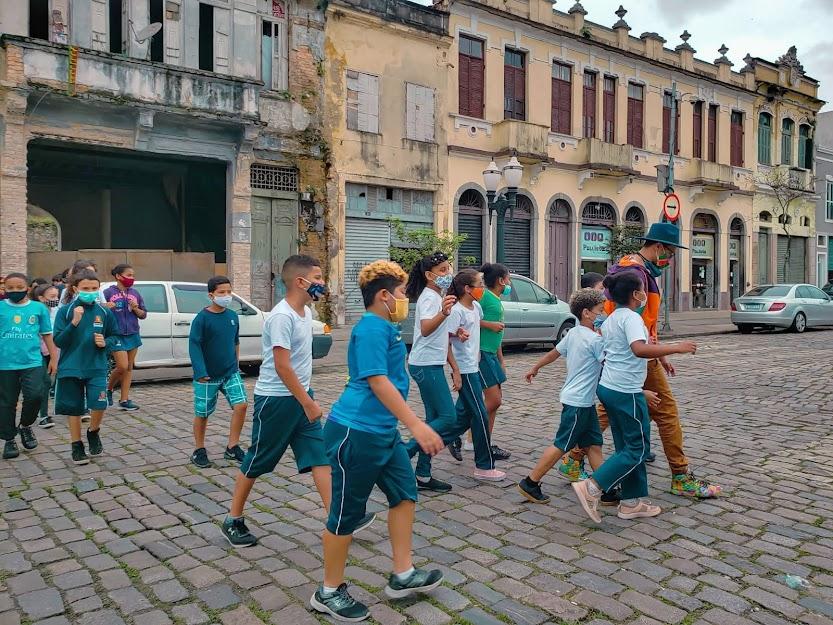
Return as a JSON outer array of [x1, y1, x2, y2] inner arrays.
[[504, 62, 514, 119], [731, 111, 744, 167], [504, 50, 525, 121], [708, 105, 717, 162], [551, 63, 571, 135], [346, 71, 379, 133], [469, 54, 484, 118], [693, 101, 703, 159], [583, 72, 596, 138], [603, 77, 615, 143], [627, 84, 643, 148], [407, 83, 435, 142], [458, 36, 485, 118], [459, 53, 471, 117], [514, 63, 526, 120]]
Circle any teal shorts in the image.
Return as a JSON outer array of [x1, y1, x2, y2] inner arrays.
[[193, 372, 247, 418], [109, 334, 142, 353], [55, 376, 108, 416], [240, 391, 327, 477], [324, 419, 417, 536], [479, 351, 506, 389], [553, 404, 603, 451]]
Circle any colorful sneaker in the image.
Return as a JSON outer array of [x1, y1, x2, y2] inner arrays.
[[618, 499, 661, 520], [571, 480, 602, 523], [221, 517, 258, 547], [518, 477, 550, 504], [106, 390, 114, 407], [118, 400, 139, 412], [310, 584, 369, 622], [449, 438, 463, 462], [670, 473, 722, 499], [558, 456, 585, 482], [474, 468, 506, 482], [384, 568, 443, 599], [19, 426, 38, 450]]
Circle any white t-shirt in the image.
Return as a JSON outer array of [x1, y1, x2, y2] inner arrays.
[[448, 301, 483, 375], [255, 299, 313, 396], [408, 288, 451, 366], [555, 325, 604, 407], [599, 307, 649, 394]]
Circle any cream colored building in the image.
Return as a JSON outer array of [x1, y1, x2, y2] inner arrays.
[[437, 0, 765, 310]]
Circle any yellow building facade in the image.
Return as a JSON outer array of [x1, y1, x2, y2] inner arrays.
[[439, 0, 761, 310]]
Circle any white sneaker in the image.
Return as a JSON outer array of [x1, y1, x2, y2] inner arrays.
[[462, 441, 474, 452], [473, 468, 506, 481]]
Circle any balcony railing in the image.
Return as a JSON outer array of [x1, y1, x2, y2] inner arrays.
[[692, 159, 736, 190], [577, 138, 634, 174], [492, 119, 549, 161]]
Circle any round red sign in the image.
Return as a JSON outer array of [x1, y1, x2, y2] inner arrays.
[[663, 193, 681, 222]]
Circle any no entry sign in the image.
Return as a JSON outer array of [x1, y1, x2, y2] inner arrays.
[[663, 193, 681, 222]]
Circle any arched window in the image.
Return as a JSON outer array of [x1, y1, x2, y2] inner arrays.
[[759, 211, 772, 223], [798, 124, 813, 169], [781, 119, 794, 165], [730, 217, 744, 235], [549, 198, 571, 222], [693, 213, 718, 232], [582, 202, 616, 225], [624, 206, 644, 227], [758, 113, 772, 165], [457, 189, 485, 268]]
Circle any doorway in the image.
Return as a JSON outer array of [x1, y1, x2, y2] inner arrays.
[[547, 199, 571, 300], [250, 194, 299, 311]]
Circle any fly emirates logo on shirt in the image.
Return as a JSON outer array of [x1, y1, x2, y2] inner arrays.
[[2, 314, 39, 341]]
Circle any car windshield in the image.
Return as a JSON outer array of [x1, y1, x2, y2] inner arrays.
[[743, 285, 792, 297]]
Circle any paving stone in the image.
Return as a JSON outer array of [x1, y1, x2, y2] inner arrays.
[[182, 564, 225, 589], [196, 584, 240, 610], [53, 569, 93, 590], [492, 598, 548, 624], [458, 607, 506, 625], [77, 610, 127, 625], [108, 586, 153, 614], [152, 579, 189, 603], [741, 587, 804, 619], [405, 601, 452, 625], [171, 604, 209, 625], [619, 590, 687, 624], [17, 588, 64, 619], [132, 610, 172, 625], [696, 586, 752, 614], [526, 593, 587, 621], [7, 570, 46, 595], [573, 590, 634, 621]]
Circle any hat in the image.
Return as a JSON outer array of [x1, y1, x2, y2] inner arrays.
[[639, 222, 688, 249]]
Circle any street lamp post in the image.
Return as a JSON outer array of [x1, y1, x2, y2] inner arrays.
[[482, 156, 524, 265]]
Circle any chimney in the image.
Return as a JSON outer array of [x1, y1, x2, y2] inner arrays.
[[612, 5, 630, 50], [675, 30, 695, 71], [640, 32, 666, 60]]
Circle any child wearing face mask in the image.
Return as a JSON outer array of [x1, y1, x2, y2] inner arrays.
[[53, 270, 117, 465], [103, 264, 146, 412], [188, 275, 248, 469], [571, 271, 697, 524], [0, 274, 57, 460], [34, 284, 61, 429]]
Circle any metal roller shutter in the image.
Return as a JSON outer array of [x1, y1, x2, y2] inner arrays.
[[344, 218, 391, 321], [458, 212, 483, 268], [504, 213, 531, 277], [777, 235, 806, 284]]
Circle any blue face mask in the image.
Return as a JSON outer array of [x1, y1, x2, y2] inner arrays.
[[502, 284, 512, 296], [643, 261, 662, 278], [593, 314, 605, 330], [432, 273, 453, 291], [302, 278, 328, 302]]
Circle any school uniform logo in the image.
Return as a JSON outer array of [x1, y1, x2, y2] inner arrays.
[[13, 315, 21, 324], [231, 319, 236, 326], [93, 315, 104, 330], [28, 315, 37, 324]]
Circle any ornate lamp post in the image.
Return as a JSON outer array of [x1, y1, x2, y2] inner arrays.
[[482, 155, 524, 264]]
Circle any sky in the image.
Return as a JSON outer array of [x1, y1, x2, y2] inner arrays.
[[434, 0, 833, 109]]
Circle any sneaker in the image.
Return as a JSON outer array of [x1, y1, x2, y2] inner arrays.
[[310, 584, 368, 622], [190, 448, 213, 469], [19, 426, 37, 450], [221, 517, 258, 547], [384, 567, 443, 599], [106, 390, 114, 407], [118, 400, 139, 412], [448, 438, 463, 462], [71, 441, 89, 466], [474, 468, 506, 482], [3, 440, 19, 460], [224, 445, 245, 463], [645, 452, 656, 463], [670, 473, 722, 499], [571, 480, 602, 523], [558, 456, 584, 482], [518, 477, 550, 504], [462, 440, 474, 452], [38, 416, 54, 429], [601, 487, 622, 507], [416, 477, 452, 493], [354, 512, 376, 534], [490, 445, 511, 461], [81, 411, 91, 423], [618, 499, 661, 520], [87, 429, 103, 456]]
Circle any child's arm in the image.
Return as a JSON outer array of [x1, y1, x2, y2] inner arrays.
[[631, 340, 696, 359], [480, 320, 505, 332], [188, 315, 209, 381], [53, 306, 81, 349], [447, 345, 462, 392], [368, 375, 443, 455], [42, 335, 58, 375], [525, 348, 561, 383], [130, 291, 147, 320], [420, 295, 457, 338], [274, 347, 321, 421]]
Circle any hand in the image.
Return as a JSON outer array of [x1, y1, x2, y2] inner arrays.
[[441, 295, 456, 316], [129, 300, 140, 311], [675, 341, 697, 355], [411, 421, 443, 456], [72, 306, 84, 325], [455, 327, 470, 342], [93, 333, 105, 348], [303, 399, 323, 423], [47, 359, 58, 376], [104, 301, 116, 309], [525, 368, 538, 384], [643, 389, 661, 409], [451, 370, 462, 392], [659, 356, 676, 377]]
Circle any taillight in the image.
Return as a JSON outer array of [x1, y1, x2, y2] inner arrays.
[[769, 302, 786, 311], [731, 302, 737, 311]]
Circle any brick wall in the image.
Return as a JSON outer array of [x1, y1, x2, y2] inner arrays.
[[0, 87, 30, 276]]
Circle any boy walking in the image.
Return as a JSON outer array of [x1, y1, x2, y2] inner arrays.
[[0, 273, 57, 459], [189, 276, 248, 468]]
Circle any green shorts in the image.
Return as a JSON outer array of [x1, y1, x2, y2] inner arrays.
[[193, 372, 247, 418], [55, 376, 108, 416], [479, 351, 506, 389], [553, 404, 603, 451], [324, 419, 417, 536], [109, 333, 142, 353], [240, 391, 327, 478]]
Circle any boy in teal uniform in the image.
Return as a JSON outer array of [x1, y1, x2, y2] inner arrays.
[[53, 270, 118, 465], [0, 273, 57, 459], [312, 260, 444, 622], [188, 276, 248, 468]]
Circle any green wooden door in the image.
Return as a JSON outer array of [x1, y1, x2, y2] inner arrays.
[[251, 195, 298, 311]]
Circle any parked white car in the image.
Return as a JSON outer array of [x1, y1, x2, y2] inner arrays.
[[100, 281, 332, 371]]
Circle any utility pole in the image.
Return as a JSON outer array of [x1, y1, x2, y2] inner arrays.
[[661, 82, 678, 333]]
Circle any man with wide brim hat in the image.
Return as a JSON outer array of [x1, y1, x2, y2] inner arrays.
[[562, 221, 722, 501]]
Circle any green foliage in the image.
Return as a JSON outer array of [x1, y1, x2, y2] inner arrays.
[[604, 224, 644, 261], [388, 218, 474, 272]]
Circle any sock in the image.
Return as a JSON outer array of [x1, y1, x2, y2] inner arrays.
[[322, 585, 339, 596], [525, 476, 540, 486], [622, 498, 639, 507], [394, 567, 415, 582], [416, 476, 430, 483], [586, 481, 602, 497]]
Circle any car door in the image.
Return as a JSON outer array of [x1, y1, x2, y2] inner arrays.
[[170, 284, 211, 362], [225, 295, 264, 364], [806, 286, 833, 325], [795, 286, 816, 324], [130, 282, 173, 367], [510, 277, 550, 341], [527, 281, 562, 342], [500, 281, 523, 344]]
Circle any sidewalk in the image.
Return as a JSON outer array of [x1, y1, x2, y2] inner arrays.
[[313, 309, 735, 370]]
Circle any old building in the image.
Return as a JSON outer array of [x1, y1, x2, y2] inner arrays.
[[815, 111, 833, 288], [322, 0, 451, 323], [746, 47, 823, 287], [435, 0, 766, 311], [0, 0, 329, 315]]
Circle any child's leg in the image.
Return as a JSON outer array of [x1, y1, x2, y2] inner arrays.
[[119, 348, 138, 402], [108, 350, 128, 392], [85, 378, 108, 432], [19, 366, 45, 430], [407, 365, 456, 479], [0, 370, 21, 441], [483, 384, 502, 434], [89, 410, 105, 432], [570, 402, 610, 463], [229, 473, 256, 517], [458, 374, 493, 470], [192, 379, 219, 449], [585, 445, 604, 472], [529, 446, 567, 482], [227, 403, 247, 448], [322, 530, 353, 588], [388, 500, 416, 573], [221, 373, 248, 448], [68, 415, 82, 442], [193, 418, 208, 449], [311, 465, 332, 511], [39, 357, 51, 419]]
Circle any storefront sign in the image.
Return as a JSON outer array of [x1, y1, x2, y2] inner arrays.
[[691, 234, 714, 260], [729, 238, 740, 261], [580, 227, 610, 260]]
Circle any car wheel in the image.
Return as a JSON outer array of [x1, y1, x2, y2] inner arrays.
[[240, 363, 261, 377], [737, 324, 753, 334], [790, 312, 807, 333], [554, 320, 576, 345]]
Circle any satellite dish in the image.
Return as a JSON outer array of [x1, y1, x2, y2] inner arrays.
[[132, 22, 162, 43]]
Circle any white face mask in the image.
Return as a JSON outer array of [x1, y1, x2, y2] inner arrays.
[[213, 295, 233, 308]]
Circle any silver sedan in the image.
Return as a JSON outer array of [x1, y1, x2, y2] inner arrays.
[[730, 283, 833, 334]]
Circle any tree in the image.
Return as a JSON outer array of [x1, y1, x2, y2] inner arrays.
[[604, 224, 644, 262], [757, 167, 811, 281], [387, 218, 475, 272]]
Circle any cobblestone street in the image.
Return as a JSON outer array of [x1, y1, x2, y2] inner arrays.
[[2, 331, 833, 625]]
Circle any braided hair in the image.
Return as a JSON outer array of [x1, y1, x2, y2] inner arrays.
[[405, 251, 449, 300]]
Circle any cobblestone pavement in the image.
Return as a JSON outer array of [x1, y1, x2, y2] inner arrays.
[[2, 331, 833, 625]]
